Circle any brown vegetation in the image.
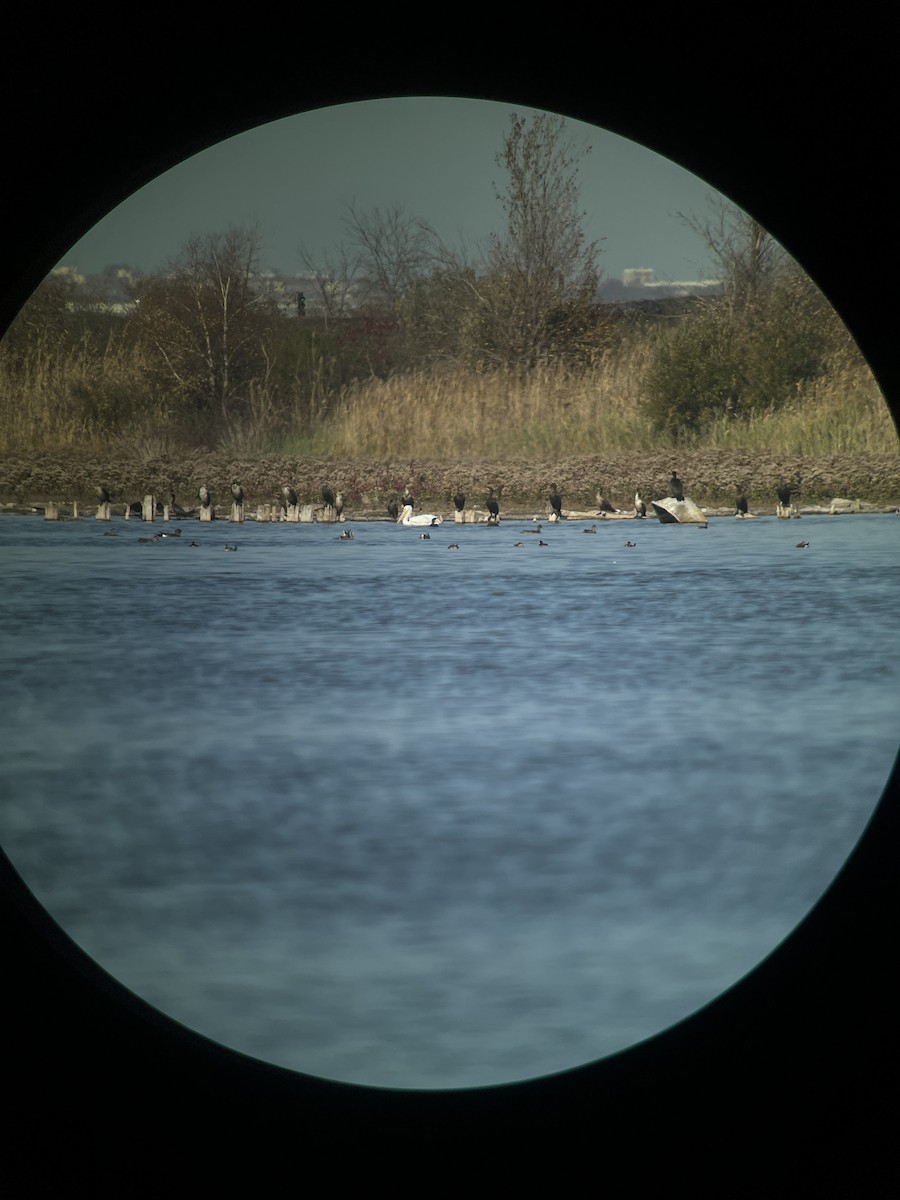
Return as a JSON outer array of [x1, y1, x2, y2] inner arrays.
[[2, 448, 898, 514]]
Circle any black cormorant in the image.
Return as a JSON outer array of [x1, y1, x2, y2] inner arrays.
[[670, 472, 685, 501], [387, 498, 399, 520], [96, 485, 111, 504], [199, 485, 212, 508], [231, 481, 244, 505], [736, 493, 749, 516], [321, 483, 336, 508], [282, 485, 298, 509], [486, 486, 500, 524], [402, 485, 415, 509], [453, 487, 466, 512], [549, 483, 562, 520], [777, 485, 792, 507]]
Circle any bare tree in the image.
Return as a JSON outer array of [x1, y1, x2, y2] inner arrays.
[[678, 197, 785, 314], [296, 242, 363, 329], [131, 225, 281, 425], [483, 111, 602, 367], [341, 201, 438, 310]]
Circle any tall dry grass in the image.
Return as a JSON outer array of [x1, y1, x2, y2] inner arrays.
[[0, 335, 167, 453], [284, 343, 896, 459]]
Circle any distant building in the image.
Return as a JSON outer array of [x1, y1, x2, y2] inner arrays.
[[599, 268, 721, 304]]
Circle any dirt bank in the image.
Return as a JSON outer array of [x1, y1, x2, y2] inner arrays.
[[1, 448, 899, 513]]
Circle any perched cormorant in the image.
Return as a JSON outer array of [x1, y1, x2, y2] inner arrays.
[[486, 486, 500, 524], [736, 493, 749, 516], [402, 485, 415, 509], [334, 492, 344, 519], [670, 472, 685, 501], [282, 485, 298, 510], [169, 491, 189, 518], [128, 501, 143, 516], [96, 485, 111, 504], [387, 498, 400, 521], [231, 481, 244, 505], [777, 485, 792, 507], [596, 490, 616, 513], [321, 483, 336, 509], [453, 487, 466, 512], [634, 491, 647, 518], [199, 485, 212, 508], [549, 483, 562, 520]]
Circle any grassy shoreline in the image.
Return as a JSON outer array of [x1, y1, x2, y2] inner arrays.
[[1, 448, 899, 513]]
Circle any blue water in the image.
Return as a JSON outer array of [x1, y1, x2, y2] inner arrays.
[[1, 509, 897, 1089]]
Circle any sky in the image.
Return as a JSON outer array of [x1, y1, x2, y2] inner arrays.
[[58, 96, 731, 285]]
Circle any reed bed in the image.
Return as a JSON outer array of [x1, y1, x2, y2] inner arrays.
[[288, 351, 896, 460]]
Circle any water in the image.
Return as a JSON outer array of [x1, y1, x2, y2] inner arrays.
[[1, 510, 897, 1090]]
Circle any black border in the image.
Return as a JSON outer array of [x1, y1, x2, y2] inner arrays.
[[4, 19, 898, 1195]]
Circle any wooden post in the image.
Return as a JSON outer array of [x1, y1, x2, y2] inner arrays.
[[200, 504, 215, 522], [255, 503, 270, 523], [73, 501, 79, 519], [142, 495, 155, 522], [163, 505, 171, 521], [45, 502, 60, 521], [284, 504, 300, 523], [320, 503, 337, 523], [300, 504, 315, 522], [230, 502, 244, 523], [96, 502, 111, 520]]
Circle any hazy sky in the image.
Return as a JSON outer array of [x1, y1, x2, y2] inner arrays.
[[59, 96, 730, 284]]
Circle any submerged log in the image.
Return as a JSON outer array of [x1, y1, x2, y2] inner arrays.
[[651, 495, 709, 526]]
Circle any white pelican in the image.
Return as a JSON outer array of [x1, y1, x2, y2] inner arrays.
[[397, 504, 442, 527]]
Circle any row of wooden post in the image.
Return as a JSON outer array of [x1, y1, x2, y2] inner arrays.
[[45, 497, 345, 523]]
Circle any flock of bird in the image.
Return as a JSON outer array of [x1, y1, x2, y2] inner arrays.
[[96, 472, 810, 554]]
